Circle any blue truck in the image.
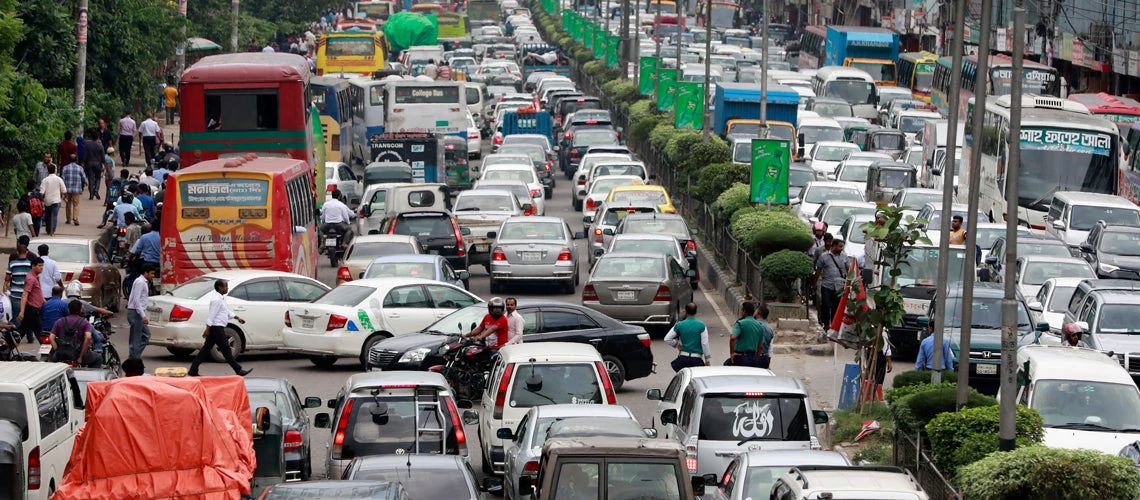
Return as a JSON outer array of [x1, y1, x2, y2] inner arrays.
[[825, 26, 900, 86], [711, 82, 800, 135], [519, 44, 570, 83]]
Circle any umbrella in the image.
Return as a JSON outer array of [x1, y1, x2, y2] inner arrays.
[[187, 37, 222, 52]]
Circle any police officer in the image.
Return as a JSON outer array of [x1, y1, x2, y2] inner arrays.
[[727, 302, 767, 368], [664, 302, 710, 371]]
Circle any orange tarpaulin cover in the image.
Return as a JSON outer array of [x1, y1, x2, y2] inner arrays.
[[55, 376, 256, 500]]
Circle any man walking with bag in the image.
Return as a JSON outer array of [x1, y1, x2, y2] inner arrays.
[[188, 279, 251, 376]]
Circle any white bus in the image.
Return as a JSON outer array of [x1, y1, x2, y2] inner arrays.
[[348, 76, 387, 165], [811, 66, 879, 122], [961, 94, 1121, 230], [383, 79, 468, 138]]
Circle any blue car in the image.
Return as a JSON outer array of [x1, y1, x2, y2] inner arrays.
[[361, 254, 471, 290]]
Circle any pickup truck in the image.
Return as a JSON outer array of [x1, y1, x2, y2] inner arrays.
[[452, 190, 527, 270]]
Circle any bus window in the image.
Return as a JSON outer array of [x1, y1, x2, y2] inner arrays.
[[205, 90, 280, 131]]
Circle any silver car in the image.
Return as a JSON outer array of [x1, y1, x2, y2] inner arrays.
[[596, 234, 687, 274], [584, 201, 660, 264], [582, 252, 695, 326], [498, 404, 647, 500], [472, 179, 541, 215], [489, 216, 582, 294], [702, 450, 851, 500], [453, 189, 528, 269]]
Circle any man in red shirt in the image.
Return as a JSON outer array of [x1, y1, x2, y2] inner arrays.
[[463, 297, 509, 348], [17, 256, 45, 344]]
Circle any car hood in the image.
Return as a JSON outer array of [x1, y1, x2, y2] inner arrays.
[[1062, 228, 1091, 247], [1089, 333, 1140, 353], [370, 331, 450, 353], [1042, 428, 1140, 455], [1100, 252, 1140, 271], [947, 327, 1035, 355]]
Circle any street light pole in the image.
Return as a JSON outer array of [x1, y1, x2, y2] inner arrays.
[[700, 0, 712, 141], [74, 0, 89, 110], [231, 0, 240, 52], [634, 0, 642, 87], [176, 0, 188, 77], [653, 1, 662, 99], [759, 0, 769, 131], [619, 0, 631, 79]]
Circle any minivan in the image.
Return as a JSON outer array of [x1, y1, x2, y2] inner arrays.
[[356, 183, 452, 236], [0, 362, 86, 499], [1046, 191, 1140, 247], [523, 437, 707, 500], [771, 466, 929, 499]]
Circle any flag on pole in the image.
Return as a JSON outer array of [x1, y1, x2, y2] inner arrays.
[[829, 258, 869, 346]]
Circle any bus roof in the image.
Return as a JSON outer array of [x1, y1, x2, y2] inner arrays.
[[803, 25, 828, 35], [311, 76, 352, 90], [175, 156, 310, 175], [181, 53, 311, 84], [827, 26, 895, 35], [985, 94, 1119, 134], [1068, 93, 1140, 116], [938, 53, 1053, 70]]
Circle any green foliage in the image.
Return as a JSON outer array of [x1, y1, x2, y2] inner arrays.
[[831, 402, 892, 443], [852, 441, 892, 465], [628, 99, 655, 123], [573, 47, 592, 64], [695, 162, 749, 204], [884, 381, 957, 405], [584, 60, 605, 79], [630, 115, 658, 143], [890, 369, 934, 390], [681, 137, 730, 174], [86, 0, 182, 111], [664, 130, 702, 166], [926, 405, 1044, 477], [889, 385, 996, 435], [959, 445, 1140, 499], [730, 207, 814, 257], [712, 183, 751, 220], [13, 0, 74, 88], [648, 123, 678, 154], [609, 81, 638, 106], [760, 250, 817, 302]]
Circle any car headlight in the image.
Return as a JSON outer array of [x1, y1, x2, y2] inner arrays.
[[1099, 262, 1120, 273], [399, 348, 431, 364]]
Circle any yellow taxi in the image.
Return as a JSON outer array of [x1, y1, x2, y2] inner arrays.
[[606, 185, 676, 214]]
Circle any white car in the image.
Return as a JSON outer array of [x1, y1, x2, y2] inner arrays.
[[1028, 277, 1087, 332], [146, 270, 331, 361], [645, 366, 774, 441], [797, 116, 843, 157], [579, 175, 645, 218], [795, 181, 867, 222], [1007, 256, 1095, 301], [466, 114, 482, 159], [571, 153, 634, 210], [280, 278, 484, 369], [806, 141, 860, 180], [830, 158, 879, 190], [325, 161, 363, 207], [479, 164, 545, 216]]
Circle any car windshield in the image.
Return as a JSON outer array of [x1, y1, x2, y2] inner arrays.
[[732, 143, 751, 163], [611, 190, 666, 205], [499, 221, 564, 240], [1047, 285, 1077, 313], [503, 136, 549, 150], [1022, 262, 1093, 286], [871, 134, 905, 150], [837, 164, 870, 183], [483, 156, 530, 168], [899, 191, 942, 210], [898, 116, 929, 134], [171, 278, 220, 300], [313, 285, 375, 307], [573, 130, 619, 146], [484, 170, 533, 183], [878, 169, 914, 189], [744, 466, 802, 500], [592, 164, 645, 178], [813, 102, 852, 117], [800, 125, 844, 144], [591, 178, 640, 196], [592, 256, 664, 279], [454, 193, 516, 212], [802, 186, 862, 204], [1099, 231, 1140, 256], [1097, 304, 1140, 334], [813, 145, 859, 162], [1033, 380, 1140, 430], [824, 80, 874, 104], [699, 394, 810, 441], [478, 183, 530, 200], [611, 239, 680, 260], [1071, 206, 1140, 231], [498, 147, 544, 162], [509, 363, 602, 408], [350, 467, 470, 497], [0, 393, 27, 438], [348, 242, 417, 260], [946, 296, 1031, 329], [789, 169, 814, 189], [601, 207, 657, 225], [822, 205, 875, 226], [48, 243, 90, 263], [394, 215, 454, 238], [248, 391, 295, 420], [364, 262, 437, 279], [426, 304, 487, 334], [622, 219, 689, 240], [1015, 240, 1072, 258], [887, 247, 967, 286]]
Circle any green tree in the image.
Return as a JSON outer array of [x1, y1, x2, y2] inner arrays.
[[86, 0, 182, 115], [13, 0, 75, 89]]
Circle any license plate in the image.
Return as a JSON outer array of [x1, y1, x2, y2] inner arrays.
[[975, 364, 997, 375], [302, 318, 315, 329], [38, 344, 52, 355], [616, 291, 637, 301], [148, 311, 160, 323], [325, 238, 338, 246], [474, 244, 490, 253], [520, 252, 542, 262]]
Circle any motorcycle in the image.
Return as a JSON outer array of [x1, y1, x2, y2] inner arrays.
[[0, 328, 37, 362], [322, 225, 349, 267], [429, 335, 496, 404], [37, 316, 123, 376]]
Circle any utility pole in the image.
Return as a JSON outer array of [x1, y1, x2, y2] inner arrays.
[[74, 0, 89, 110], [999, 3, 1025, 452], [653, 1, 662, 99], [700, 0, 712, 140], [675, 0, 683, 81], [619, 0, 631, 79], [231, 0, 240, 52], [759, 0, 769, 131], [176, 0, 188, 77], [957, 0, 994, 408], [604, 0, 612, 42], [933, 0, 967, 387], [634, 0, 642, 87]]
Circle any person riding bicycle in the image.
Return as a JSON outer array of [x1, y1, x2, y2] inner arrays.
[[320, 189, 354, 245], [49, 300, 99, 367], [463, 297, 509, 349]]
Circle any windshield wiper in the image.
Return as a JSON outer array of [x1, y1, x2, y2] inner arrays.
[[1050, 422, 1118, 432], [738, 434, 776, 446], [525, 389, 558, 405], [455, 207, 482, 211]]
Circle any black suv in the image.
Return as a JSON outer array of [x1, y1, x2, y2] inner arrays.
[[381, 210, 470, 271], [1080, 222, 1140, 279]]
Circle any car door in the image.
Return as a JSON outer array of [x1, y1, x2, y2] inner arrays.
[[1082, 225, 1101, 266], [360, 188, 389, 235], [289, 385, 311, 447], [227, 278, 288, 348], [424, 284, 480, 320], [657, 373, 686, 439], [380, 284, 436, 334], [505, 411, 531, 484], [440, 260, 463, 288], [534, 308, 604, 346], [339, 163, 362, 204]]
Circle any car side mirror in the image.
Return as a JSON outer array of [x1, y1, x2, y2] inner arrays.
[[522, 203, 533, 211], [482, 477, 504, 493], [326, 399, 336, 408], [1028, 300, 1043, 312], [660, 408, 677, 425], [583, 215, 594, 224], [1075, 321, 1089, 332], [459, 270, 471, 280], [646, 388, 662, 400], [462, 409, 480, 425], [361, 205, 372, 217], [691, 476, 707, 496], [813, 410, 829, 425], [797, 146, 805, 158], [253, 407, 271, 437], [303, 396, 322, 409], [686, 250, 697, 259], [461, 227, 472, 236], [643, 427, 658, 438], [578, 189, 588, 197], [1051, 220, 1065, 231], [1080, 242, 1094, 253], [1036, 321, 1050, 332], [488, 231, 497, 239], [602, 228, 614, 236], [496, 427, 514, 440], [593, 248, 605, 258], [358, 271, 365, 279], [931, 167, 942, 176], [808, 216, 819, 224], [314, 413, 331, 428], [519, 477, 534, 496]]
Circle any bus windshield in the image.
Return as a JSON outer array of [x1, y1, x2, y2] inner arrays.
[[915, 66, 934, 88], [327, 36, 376, 57], [1018, 128, 1118, 211], [825, 80, 875, 105], [848, 62, 895, 83], [991, 67, 1059, 96]]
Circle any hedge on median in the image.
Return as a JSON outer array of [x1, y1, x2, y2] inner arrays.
[[925, 404, 1044, 478], [759, 250, 816, 302], [888, 383, 996, 436], [958, 445, 1140, 499], [729, 205, 813, 257], [712, 183, 750, 220]]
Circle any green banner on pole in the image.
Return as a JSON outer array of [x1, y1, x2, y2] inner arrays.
[[593, 28, 605, 59], [750, 139, 791, 204], [639, 57, 656, 95], [584, 23, 595, 49], [562, 9, 572, 30], [675, 82, 704, 129], [573, 16, 585, 41], [605, 35, 620, 67], [656, 68, 677, 111]]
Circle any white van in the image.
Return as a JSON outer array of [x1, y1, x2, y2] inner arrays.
[[810, 66, 878, 121], [1015, 344, 1140, 455], [478, 343, 615, 474], [917, 119, 965, 189], [1045, 191, 1140, 247], [645, 366, 775, 441], [771, 466, 930, 499], [0, 363, 86, 499]]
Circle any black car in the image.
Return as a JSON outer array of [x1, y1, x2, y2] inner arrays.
[[367, 300, 654, 389], [381, 210, 471, 271], [1080, 222, 1140, 280], [615, 213, 699, 289], [244, 377, 322, 481], [342, 454, 499, 498], [559, 124, 620, 176]]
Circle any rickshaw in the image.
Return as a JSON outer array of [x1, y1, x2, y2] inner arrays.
[[865, 161, 918, 204], [846, 124, 882, 150], [865, 129, 909, 160], [0, 420, 23, 500], [364, 162, 414, 188], [443, 136, 472, 193]]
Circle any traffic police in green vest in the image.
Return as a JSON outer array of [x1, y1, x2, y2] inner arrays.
[[664, 302, 711, 372]]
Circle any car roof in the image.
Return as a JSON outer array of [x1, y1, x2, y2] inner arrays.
[[543, 437, 685, 457], [692, 374, 807, 394], [499, 342, 604, 362], [368, 254, 441, 264], [943, 282, 1007, 297], [822, 200, 875, 208], [610, 185, 666, 193], [621, 212, 685, 222], [1018, 255, 1089, 264], [1089, 289, 1140, 304], [742, 450, 851, 467], [1052, 191, 1138, 207], [344, 370, 452, 393], [1100, 224, 1140, 234], [503, 216, 564, 225], [786, 466, 922, 493], [1018, 344, 1134, 385], [804, 181, 862, 191], [547, 417, 646, 438], [195, 270, 315, 281], [1039, 277, 1088, 288], [346, 277, 460, 290], [611, 233, 679, 243], [682, 366, 776, 379], [532, 403, 635, 419], [350, 454, 465, 469], [30, 237, 92, 246], [352, 234, 419, 244], [799, 117, 842, 128], [812, 141, 860, 149]]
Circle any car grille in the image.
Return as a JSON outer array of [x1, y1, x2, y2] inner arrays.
[[1113, 353, 1140, 376], [369, 349, 400, 367], [968, 350, 998, 361]]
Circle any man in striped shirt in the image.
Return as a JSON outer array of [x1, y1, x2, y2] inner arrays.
[[5, 237, 33, 341]]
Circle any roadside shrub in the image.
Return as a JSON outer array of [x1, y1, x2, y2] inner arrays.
[[628, 99, 655, 123], [959, 445, 1140, 499], [610, 81, 638, 106], [583, 60, 605, 79], [730, 205, 762, 224], [630, 115, 659, 143], [890, 386, 996, 435], [712, 183, 751, 220], [890, 369, 934, 390], [730, 207, 813, 256], [573, 47, 592, 64], [649, 123, 679, 153], [665, 131, 703, 166], [680, 137, 730, 174], [695, 162, 749, 204], [884, 381, 955, 405], [760, 250, 816, 302], [926, 404, 1044, 477]]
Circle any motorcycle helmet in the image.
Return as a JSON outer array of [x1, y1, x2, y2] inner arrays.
[[65, 281, 83, 298], [488, 297, 505, 318], [812, 221, 826, 232]]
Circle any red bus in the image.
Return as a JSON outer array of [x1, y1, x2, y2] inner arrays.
[[797, 26, 827, 71], [160, 155, 319, 289], [1068, 93, 1140, 133], [179, 53, 317, 170]]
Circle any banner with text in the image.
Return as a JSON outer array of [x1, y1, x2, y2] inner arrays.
[[656, 68, 677, 111], [750, 139, 791, 204], [675, 82, 704, 129], [606, 34, 620, 67], [639, 57, 656, 95]]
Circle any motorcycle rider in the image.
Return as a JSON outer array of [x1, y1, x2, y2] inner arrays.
[[320, 189, 354, 246], [463, 297, 509, 349]]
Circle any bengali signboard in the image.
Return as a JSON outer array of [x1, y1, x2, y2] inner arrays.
[[1020, 128, 1112, 156], [180, 179, 270, 207]]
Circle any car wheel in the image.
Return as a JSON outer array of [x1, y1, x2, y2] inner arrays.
[[480, 428, 493, 474], [360, 333, 390, 369], [167, 347, 194, 360], [573, 199, 582, 211], [210, 327, 244, 363], [562, 278, 575, 295], [106, 289, 120, 312], [544, 188, 552, 200], [302, 456, 312, 481], [489, 278, 501, 294], [309, 355, 337, 368], [602, 355, 627, 390]]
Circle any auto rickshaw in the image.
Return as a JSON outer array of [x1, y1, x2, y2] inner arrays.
[[865, 161, 918, 204], [846, 124, 882, 150], [364, 162, 414, 188], [865, 129, 909, 160], [443, 136, 472, 193], [0, 420, 23, 500]]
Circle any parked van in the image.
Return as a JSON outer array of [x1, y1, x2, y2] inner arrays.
[[0, 362, 85, 499], [522, 437, 708, 500], [659, 374, 828, 478], [917, 120, 965, 189], [770, 466, 930, 499], [479, 343, 616, 475], [645, 366, 775, 441], [355, 182, 452, 235], [810, 66, 878, 122], [1045, 191, 1140, 248], [1015, 344, 1140, 455]]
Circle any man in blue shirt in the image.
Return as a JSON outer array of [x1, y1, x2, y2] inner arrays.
[[915, 320, 955, 372], [135, 184, 156, 221], [131, 228, 161, 266], [40, 286, 70, 333]]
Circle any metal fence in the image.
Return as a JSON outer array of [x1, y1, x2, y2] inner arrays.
[[893, 432, 962, 500]]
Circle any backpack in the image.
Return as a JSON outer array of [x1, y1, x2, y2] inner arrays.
[[54, 318, 82, 362], [28, 194, 44, 219]]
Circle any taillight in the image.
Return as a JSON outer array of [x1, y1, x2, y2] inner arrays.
[[638, 333, 651, 348], [468, 131, 479, 139], [654, 285, 671, 302], [594, 228, 603, 243], [28, 446, 40, 490], [493, 364, 514, 419], [524, 205, 535, 216], [77, 267, 96, 283], [327, 314, 348, 331], [493, 135, 503, 144], [284, 430, 304, 452], [326, 184, 336, 193], [577, 177, 588, 186], [685, 240, 697, 255], [337, 266, 352, 282], [492, 247, 507, 261], [685, 436, 698, 474], [452, 220, 466, 257], [564, 132, 573, 139], [38, 333, 50, 344], [569, 149, 580, 158], [582, 284, 598, 302], [595, 361, 618, 404], [529, 189, 542, 198], [170, 305, 194, 322], [332, 399, 355, 459], [585, 198, 597, 211], [284, 310, 292, 328], [117, 227, 126, 237], [445, 397, 467, 455], [522, 460, 540, 477], [557, 248, 572, 261]]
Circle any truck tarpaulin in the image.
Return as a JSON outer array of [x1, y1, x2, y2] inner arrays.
[[382, 12, 439, 52], [55, 376, 256, 500]]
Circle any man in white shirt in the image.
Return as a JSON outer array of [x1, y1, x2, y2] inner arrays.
[[188, 279, 251, 376], [138, 113, 162, 167], [36, 244, 62, 300], [38, 165, 66, 236], [127, 263, 156, 358], [262, 44, 275, 52], [320, 189, 355, 243], [504, 297, 524, 345]]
